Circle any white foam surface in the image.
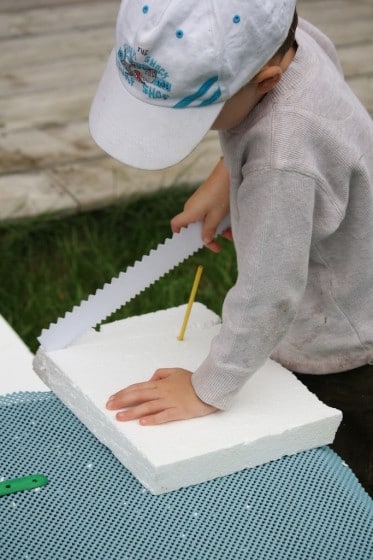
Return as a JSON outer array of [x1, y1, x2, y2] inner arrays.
[[0, 315, 48, 395], [33, 303, 342, 494]]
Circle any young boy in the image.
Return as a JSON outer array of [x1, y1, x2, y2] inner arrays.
[[90, 1, 373, 493]]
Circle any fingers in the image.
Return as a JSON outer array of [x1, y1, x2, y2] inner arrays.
[[115, 399, 168, 422], [221, 227, 233, 242], [139, 408, 182, 425], [170, 212, 187, 233], [172, 209, 221, 250], [170, 206, 202, 234], [106, 375, 177, 424], [106, 369, 218, 426], [119, 405, 193, 426], [106, 381, 158, 409], [203, 227, 233, 252], [201, 214, 219, 246], [204, 240, 222, 253]]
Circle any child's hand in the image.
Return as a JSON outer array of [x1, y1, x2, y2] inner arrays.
[[171, 158, 232, 253], [106, 368, 217, 425]]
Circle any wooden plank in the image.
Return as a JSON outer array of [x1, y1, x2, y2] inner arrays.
[[299, 0, 373, 24], [0, 82, 96, 132], [0, 1, 117, 40], [54, 131, 220, 211], [0, 53, 106, 98], [311, 20, 373, 48], [338, 43, 373, 79], [0, 169, 78, 221], [0, 27, 113, 70], [0, 121, 101, 174], [348, 76, 373, 115], [0, 0, 102, 12], [0, 131, 220, 221]]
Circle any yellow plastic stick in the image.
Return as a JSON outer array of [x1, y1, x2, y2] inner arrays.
[[177, 265, 204, 341]]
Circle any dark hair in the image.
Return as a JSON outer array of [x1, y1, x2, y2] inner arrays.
[[276, 9, 298, 59]]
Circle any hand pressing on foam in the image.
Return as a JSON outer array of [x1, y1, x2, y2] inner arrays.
[[106, 368, 217, 425]]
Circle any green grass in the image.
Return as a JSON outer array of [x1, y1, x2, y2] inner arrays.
[[0, 186, 237, 353]]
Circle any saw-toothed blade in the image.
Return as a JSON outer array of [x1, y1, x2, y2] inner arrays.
[[38, 216, 230, 351]]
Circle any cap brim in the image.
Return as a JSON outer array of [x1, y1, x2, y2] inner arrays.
[[89, 49, 223, 170]]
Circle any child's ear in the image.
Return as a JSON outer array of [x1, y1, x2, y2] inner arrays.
[[253, 65, 283, 94]]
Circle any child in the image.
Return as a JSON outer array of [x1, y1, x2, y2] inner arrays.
[[90, 1, 373, 494]]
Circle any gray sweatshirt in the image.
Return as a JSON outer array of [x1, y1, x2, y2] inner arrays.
[[192, 19, 373, 410]]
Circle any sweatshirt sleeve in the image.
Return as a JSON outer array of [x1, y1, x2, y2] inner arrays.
[[192, 168, 316, 409]]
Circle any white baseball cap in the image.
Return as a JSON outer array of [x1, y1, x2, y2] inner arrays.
[[89, 0, 297, 170]]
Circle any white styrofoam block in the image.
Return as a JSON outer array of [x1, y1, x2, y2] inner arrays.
[[0, 315, 48, 395], [33, 303, 342, 495]]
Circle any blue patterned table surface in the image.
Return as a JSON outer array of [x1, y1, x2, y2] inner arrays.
[[0, 391, 372, 560]]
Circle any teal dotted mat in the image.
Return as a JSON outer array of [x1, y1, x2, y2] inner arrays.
[[0, 391, 372, 560]]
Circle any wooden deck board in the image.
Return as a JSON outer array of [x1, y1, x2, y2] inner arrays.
[[0, 2, 117, 39], [0, 0, 372, 221], [0, 53, 106, 98], [0, 27, 112, 70]]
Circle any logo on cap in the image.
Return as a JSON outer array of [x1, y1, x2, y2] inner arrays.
[[117, 45, 172, 101]]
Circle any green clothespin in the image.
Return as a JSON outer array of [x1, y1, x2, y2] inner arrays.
[[0, 474, 48, 497]]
